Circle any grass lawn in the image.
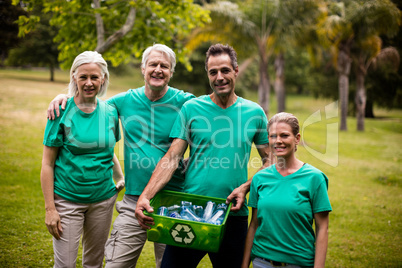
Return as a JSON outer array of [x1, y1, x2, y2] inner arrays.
[[0, 68, 400, 267]]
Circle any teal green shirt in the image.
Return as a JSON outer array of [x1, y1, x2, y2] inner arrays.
[[43, 98, 120, 203], [248, 164, 332, 266], [170, 95, 268, 216], [107, 86, 195, 195]]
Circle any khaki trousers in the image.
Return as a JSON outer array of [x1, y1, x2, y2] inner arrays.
[[53, 193, 118, 268], [104, 194, 165, 268]]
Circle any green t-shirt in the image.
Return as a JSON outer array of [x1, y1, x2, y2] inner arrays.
[[248, 164, 332, 266], [43, 97, 120, 203], [107, 86, 195, 195], [170, 95, 268, 216]]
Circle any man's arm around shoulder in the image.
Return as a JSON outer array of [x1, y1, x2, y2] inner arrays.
[[47, 94, 70, 120]]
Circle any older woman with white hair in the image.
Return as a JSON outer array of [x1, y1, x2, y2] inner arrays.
[[40, 51, 124, 267]]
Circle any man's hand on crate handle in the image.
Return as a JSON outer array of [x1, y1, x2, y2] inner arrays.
[[135, 196, 155, 229], [226, 146, 273, 212], [135, 139, 188, 229], [226, 182, 250, 212]]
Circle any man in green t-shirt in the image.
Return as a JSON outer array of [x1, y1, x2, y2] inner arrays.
[[47, 44, 194, 268], [135, 44, 272, 268]]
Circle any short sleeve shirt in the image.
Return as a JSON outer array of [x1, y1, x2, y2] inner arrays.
[[107, 86, 195, 195], [170, 95, 268, 216], [248, 164, 332, 266], [43, 97, 120, 203]]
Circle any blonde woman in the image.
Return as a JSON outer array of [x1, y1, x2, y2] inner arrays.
[[242, 112, 332, 268]]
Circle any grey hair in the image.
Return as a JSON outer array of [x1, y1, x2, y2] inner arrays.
[[68, 51, 109, 98], [141, 44, 176, 76]]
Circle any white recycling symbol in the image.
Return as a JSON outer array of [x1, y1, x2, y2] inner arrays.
[[170, 223, 196, 245]]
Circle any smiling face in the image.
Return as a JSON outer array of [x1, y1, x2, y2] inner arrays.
[[74, 62, 104, 102], [269, 122, 301, 159], [207, 54, 238, 97], [142, 50, 172, 92]]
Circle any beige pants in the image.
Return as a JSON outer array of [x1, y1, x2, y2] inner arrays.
[[104, 194, 165, 268], [53, 193, 118, 268]]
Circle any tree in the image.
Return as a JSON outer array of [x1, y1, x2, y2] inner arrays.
[[366, 47, 401, 115], [316, 1, 352, 131], [14, 0, 210, 69], [186, 0, 323, 116], [7, 4, 59, 81], [365, 19, 402, 115], [350, 1, 401, 131], [0, 0, 27, 65], [266, 0, 322, 113], [316, 0, 401, 131], [186, 1, 273, 115], [170, 42, 212, 95]]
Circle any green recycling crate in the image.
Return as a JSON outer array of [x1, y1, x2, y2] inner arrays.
[[144, 190, 232, 253]]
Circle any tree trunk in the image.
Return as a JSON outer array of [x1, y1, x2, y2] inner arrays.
[[337, 44, 352, 131], [257, 40, 271, 117], [50, 64, 55, 82], [94, 0, 136, 54], [365, 100, 375, 118], [258, 55, 270, 117], [355, 57, 367, 131], [237, 57, 255, 79], [93, 0, 105, 48], [274, 53, 285, 113]]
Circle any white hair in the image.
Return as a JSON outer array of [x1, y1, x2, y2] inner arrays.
[[68, 51, 109, 97], [141, 44, 176, 75]]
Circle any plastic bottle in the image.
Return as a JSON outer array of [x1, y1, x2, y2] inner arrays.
[[180, 205, 202, 222], [167, 204, 180, 214], [202, 201, 216, 222], [193, 205, 204, 218], [207, 203, 227, 225], [169, 211, 182, 218], [181, 201, 192, 207], [157, 206, 168, 216]]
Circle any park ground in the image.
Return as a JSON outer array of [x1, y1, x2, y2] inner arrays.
[[0, 69, 401, 267]]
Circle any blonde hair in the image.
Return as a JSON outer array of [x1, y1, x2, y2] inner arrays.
[[68, 51, 109, 97], [268, 112, 300, 136], [269, 112, 300, 152]]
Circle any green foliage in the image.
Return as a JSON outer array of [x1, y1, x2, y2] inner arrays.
[[0, 0, 28, 63], [186, 1, 256, 58], [309, 0, 402, 119], [6, 8, 59, 77], [284, 48, 334, 96], [170, 43, 212, 95], [242, 0, 322, 52], [236, 61, 260, 93], [14, 0, 210, 69], [186, 0, 328, 116], [313, 0, 401, 66], [366, 61, 402, 109]]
